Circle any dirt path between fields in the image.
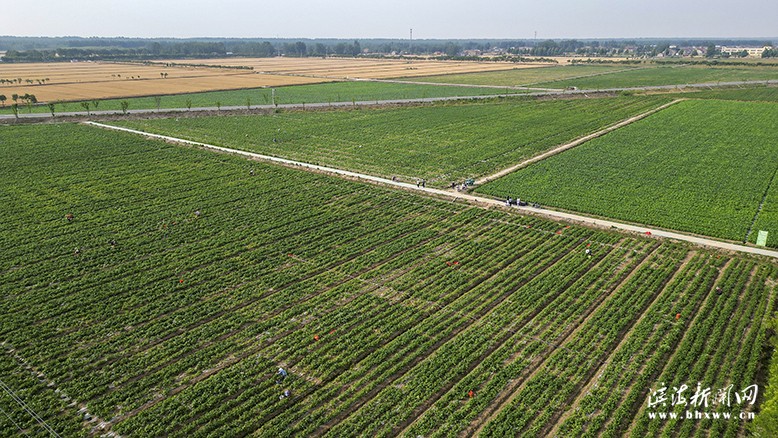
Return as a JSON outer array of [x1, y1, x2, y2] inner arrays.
[[83, 121, 778, 260], [475, 98, 685, 185]]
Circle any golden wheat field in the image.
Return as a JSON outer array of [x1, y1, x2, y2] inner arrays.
[[0, 57, 540, 102], [172, 56, 539, 79], [0, 61, 333, 101]]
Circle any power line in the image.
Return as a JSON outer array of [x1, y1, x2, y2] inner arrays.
[[0, 405, 32, 437], [0, 379, 61, 438]]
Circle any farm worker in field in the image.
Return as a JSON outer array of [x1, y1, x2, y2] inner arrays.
[[416, 180, 421, 188], [675, 313, 681, 320], [585, 248, 591, 257], [422, 180, 426, 188], [73, 247, 80, 256], [506, 197, 512, 206], [468, 390, 474, 398], [276, 368, 287, 384], [250, 168, 255, 176], [109, 239, 117, 248], [65, 213, 74, 222], [280, 389, 291, 399]]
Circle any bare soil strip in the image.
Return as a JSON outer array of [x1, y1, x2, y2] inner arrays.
[[743, 164, 777, 243], [2, 344, 111, 437]]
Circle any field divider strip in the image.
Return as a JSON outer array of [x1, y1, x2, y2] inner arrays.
[[544, 250, 700, 437], [463, 241, 662, 436], [475, 98, 685, 185], [743, 163, 777, 243], [82, 121, 778, 259], [622, 258, 738, 436], [2, 344, 103, 437]]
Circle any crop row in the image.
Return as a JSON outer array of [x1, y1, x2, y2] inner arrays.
[[555, 252, 722, 436], [116, 215, 591, 435], [632, 261, 775, 437], [480, 244, 688, 436]]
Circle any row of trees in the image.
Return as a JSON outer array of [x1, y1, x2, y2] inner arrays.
[[0, 78, 51, 85], [0, 93, 37, 119], [0, 93, 37, 106], [2, 36, 774, 61]]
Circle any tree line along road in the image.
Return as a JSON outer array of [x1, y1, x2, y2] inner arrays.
[[3, 79, 777, 120]]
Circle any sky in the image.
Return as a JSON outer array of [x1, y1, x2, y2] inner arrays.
[[4, 0, 777, 40]]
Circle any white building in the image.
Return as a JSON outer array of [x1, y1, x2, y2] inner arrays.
[[719, 46, 772, 57]]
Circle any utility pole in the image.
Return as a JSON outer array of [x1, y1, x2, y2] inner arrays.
[[410, 28, 413, 54]]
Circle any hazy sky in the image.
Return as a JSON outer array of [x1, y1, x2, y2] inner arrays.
[[5, 0, 777, 40]]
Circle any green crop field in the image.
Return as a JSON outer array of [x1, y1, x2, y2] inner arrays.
[[405, 64, 639, 87], [115, 95, 670, 186], [477, 99, 778, 246], [1, 123, 775, 437], [0, 80, 515, 115], [675, 85, 778, 102], [537, 65, 778, 89]]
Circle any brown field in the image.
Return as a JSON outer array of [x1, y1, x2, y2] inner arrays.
[[0, 57, 535, 102], [158, 56, 540, 79], [0, 61, 332, 102]]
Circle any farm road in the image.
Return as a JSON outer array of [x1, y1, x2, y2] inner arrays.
[[476, 98, 685, 185], [84, 121, 778, 260], [5, 79, 778, 121]]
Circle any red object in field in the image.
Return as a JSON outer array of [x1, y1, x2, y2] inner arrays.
[[446, 261, 452, 266], [288, 253, 293, 257], [454, 261, 459, 265], [329, 329, 335, 334], [179, 279, 184, 284], [586, 243, 591, 247], [646, 231, 652, 236], [314, 334, 320, 341], [468, 390, 474, 398], [675, 313, 681, 320]]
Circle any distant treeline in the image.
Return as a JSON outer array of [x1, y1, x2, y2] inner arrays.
[[0, 38, 524, 62], [0, 36, 774, 62]]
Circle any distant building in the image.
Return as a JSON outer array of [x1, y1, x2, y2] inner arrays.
[[719, 46, 772, 57]]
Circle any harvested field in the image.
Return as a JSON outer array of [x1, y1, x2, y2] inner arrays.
[[162, 57, 538, 79], [0, 61, 331, 102], [0, 57, 534, 102]]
